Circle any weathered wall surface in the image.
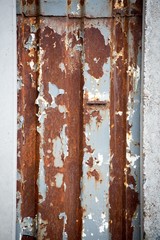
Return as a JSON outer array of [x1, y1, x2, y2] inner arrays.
[[0, 1, 17, 240], [143, 0, 160, 239]]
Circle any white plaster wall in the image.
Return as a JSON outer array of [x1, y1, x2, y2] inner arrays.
[[0, 0, 17, 239], [143, 0, 160, 239]]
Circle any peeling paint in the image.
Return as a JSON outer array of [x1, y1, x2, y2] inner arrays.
[[99, 213, 108, 233], [17, 115, 24, 130], [53, 124, 69, 168], [59, 212, 68, 240], [37, 213, 48, 240], [24, 33, 36, 50], [16, 192, 37, 238], [17, 74, 24, 92], [49, 82, 65, 99], [54, 173, 64, 188], [59, 62, 66, 73], [38, 157, 47, 203]]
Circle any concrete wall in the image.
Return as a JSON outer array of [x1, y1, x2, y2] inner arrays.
[[143, 0, 160, 239], [0, 1, 17, 239]]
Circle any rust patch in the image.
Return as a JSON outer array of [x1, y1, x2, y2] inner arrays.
[[84, 27, 110, 79], [22, 0, 26, 6], [86, 157, 94, 168], [22, 237, 36, 240], [85, 145, 95, 154], [27, 0, 34, 4], [68, 0, 71, 6], [91, 110, 103, 124], [22, 0, 39, 5], [113, 0, 142, 16], [80, 0, 85, 6], [87, 169, 100, 182]]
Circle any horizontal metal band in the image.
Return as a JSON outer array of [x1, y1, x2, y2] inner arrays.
[[16, 0, 142, 17]]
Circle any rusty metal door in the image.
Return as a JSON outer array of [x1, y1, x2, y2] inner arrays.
[[16, 1, 142, 239]]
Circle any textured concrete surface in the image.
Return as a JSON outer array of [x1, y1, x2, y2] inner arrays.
[[143, 0, 160, 239], [0, 0, 17, 240]]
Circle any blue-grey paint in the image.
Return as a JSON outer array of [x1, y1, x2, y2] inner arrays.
[[59, 212, 68, 240], [81, 109, 110, 239], [52, 124, 69, 168], [37, 157, 47, 203]]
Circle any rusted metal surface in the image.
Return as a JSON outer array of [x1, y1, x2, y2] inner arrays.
[[36, 18, 83, 239], [16, 0, 142, 17], [109, 16, 142, 240], [112, 0, 142, 16], [17, 0, 142, 239], [17, 17, 39, 239]]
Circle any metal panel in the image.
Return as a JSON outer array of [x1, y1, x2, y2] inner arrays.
[[17, 16, 83, 239], [109, 16, 142, 240], [81, 19, 111, 239], [36, 17, 83, 239], [16, 0, 142, 17], [17, 0, 142, 239]]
